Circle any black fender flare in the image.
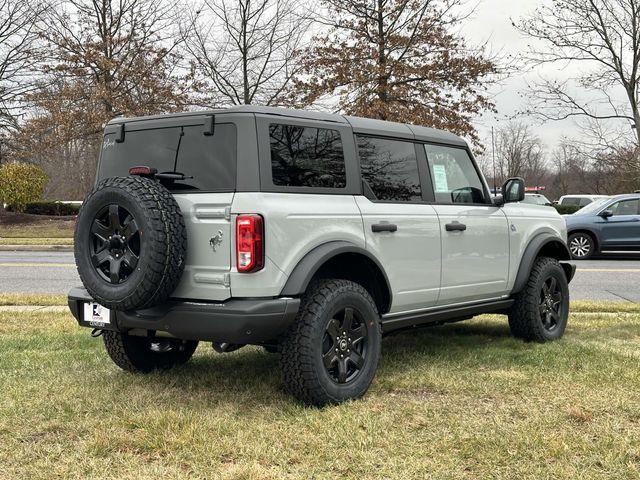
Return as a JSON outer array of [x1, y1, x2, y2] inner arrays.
[[280, 241, 392, 304], [511, 233, 573, 294]]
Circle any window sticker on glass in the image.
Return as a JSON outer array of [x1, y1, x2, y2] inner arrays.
[[432, 164, 449, 192]]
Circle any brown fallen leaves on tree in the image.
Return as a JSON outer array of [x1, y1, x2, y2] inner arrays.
[[292, 0, 499, 148]]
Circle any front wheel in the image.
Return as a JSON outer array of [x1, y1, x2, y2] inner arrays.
[[509, 256, 570, 342], [103, 331, 198, 373], [568, 232, 595, 260], [280, 279, 381, 406]]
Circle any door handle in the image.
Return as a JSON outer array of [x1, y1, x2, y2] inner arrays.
[[372, 223, 398, 233], [445, 222, 467, 232]]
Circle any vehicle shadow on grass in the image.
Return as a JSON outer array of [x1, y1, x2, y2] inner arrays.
[[124, 318, 518, 408]]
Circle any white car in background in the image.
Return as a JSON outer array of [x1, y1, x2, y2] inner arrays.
[[522, 193, 553, 206], [556, 194, 610, 209]]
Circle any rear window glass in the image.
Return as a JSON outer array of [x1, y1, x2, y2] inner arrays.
[[269, 124, 346, 188], [356, 136, 422, 202], [98, 123, 237, 192]]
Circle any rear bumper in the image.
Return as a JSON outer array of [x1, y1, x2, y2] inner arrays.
[[67, 287, 300, 344]]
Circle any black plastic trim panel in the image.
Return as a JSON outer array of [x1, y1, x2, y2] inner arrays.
[[68, 287, 300, 344], [381, 299, 514, 334]]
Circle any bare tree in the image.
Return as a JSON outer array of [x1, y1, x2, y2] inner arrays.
[[0, 0, 43, 132], [518, 0, 640, 146], [38, 0, 188, 127], [494, 122, 547, 185], [8, 0, 190, 199], [183, 0, 310, 106]]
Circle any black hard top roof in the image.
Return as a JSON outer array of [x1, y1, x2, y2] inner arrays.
[[107, 105, 468, 147]]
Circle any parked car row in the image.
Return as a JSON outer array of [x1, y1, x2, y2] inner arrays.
[[564, 194, 640, 259], [502, 189, 639, 260]]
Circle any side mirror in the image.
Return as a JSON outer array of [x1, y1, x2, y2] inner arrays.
[[501, 177, 525, 204], [599, 209, 613, 219]]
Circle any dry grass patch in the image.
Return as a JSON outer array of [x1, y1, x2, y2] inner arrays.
[[0, 237, 74, 245], [0, 293, 67, 306], [1, 305, 640, 479]]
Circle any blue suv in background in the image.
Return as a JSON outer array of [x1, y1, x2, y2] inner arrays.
[[565, 194, 640, 259]]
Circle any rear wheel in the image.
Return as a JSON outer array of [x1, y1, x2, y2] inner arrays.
[[103, 331, 198, 373], [280, 279, 381, 406], [568, 232, 595, 260], [509, 256, 569, 342]]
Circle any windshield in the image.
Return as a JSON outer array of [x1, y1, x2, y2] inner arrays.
[[573, 197, 610, 215]]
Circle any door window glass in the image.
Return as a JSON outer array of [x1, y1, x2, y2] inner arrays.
[[269, 124, 346, 188], [424, 145, 486, 204], [356, 136, 422, 202], [609, 199, 640, 216]]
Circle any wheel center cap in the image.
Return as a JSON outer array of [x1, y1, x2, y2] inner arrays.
[[109, 235, 126, 252], [338, 339, 348, 351]]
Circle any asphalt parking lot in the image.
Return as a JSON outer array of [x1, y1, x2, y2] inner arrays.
[[1, 250, 639, 302]]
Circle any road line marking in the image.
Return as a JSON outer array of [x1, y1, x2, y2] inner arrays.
[[577, 268, 640, 273], [0, 262, 75, 268]]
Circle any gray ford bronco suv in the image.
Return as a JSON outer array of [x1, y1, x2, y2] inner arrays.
[[69, 106, 576, 406]]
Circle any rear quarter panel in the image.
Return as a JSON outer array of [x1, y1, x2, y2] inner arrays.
[[230, 193, 365, 297]]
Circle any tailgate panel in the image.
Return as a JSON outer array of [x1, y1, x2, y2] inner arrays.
[[172, 193, 234, 301]]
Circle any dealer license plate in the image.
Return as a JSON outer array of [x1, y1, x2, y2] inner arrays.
[[83, 302, 111, 326]]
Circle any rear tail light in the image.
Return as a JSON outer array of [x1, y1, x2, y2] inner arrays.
[[236, 214, 264, 273]]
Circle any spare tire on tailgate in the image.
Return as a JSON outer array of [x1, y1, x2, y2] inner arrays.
[[74, 176, 187, 311]]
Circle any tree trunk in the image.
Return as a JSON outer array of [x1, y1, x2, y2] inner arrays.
[[376, 0, 387, 119]]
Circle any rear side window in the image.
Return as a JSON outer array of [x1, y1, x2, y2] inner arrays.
[[269, 124, 346, 188], [579, 197, 593, 207], [356, 136, 422, 202], [561, 198, 581, 206], [98, 123, 237, 192], [424, 144, 486, 204]]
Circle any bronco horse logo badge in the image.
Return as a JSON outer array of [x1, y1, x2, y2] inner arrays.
[[209, 230, 224, 252]]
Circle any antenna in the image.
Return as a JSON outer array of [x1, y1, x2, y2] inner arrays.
[[491, 126, 497, 194]]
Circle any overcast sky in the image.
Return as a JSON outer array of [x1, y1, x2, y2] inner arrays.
[[463, 0, 592, 150]]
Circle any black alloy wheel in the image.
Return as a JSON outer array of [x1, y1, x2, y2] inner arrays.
[[280, 279, 382, 406], [90, 204, 141, 284], [322, 306, 368, 384], [508, 256, 570, 342], [539, 275, 564, 332]]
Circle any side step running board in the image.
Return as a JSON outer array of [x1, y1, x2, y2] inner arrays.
[[381, 299, 514, 334]]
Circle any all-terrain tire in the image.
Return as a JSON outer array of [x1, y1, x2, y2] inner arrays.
[[509, 256, 570, 342], [103, 331, 198, 373], [74, 176, 187, 311], [280, 279, 382, 407]]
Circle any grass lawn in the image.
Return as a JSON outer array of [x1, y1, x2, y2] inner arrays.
[[0, 293, 68, 306], [1, 305, 639, 479], [0, 210, 75, 242]]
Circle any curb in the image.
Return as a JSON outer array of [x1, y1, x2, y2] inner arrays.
[[0, 245, 73, 252]]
